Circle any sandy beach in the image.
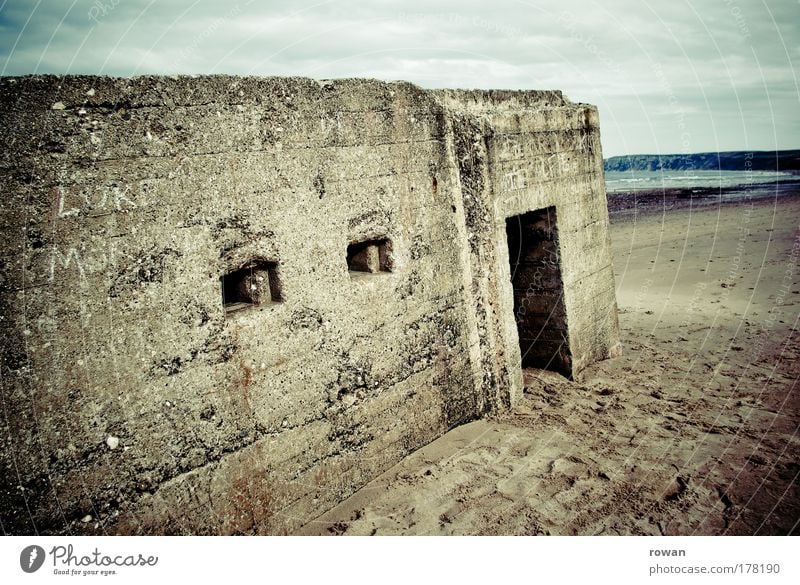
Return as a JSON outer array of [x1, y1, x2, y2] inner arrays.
[[297, 190, 800, 536]]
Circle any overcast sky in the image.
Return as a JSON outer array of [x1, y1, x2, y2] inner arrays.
[[1, 0, 797, 156]]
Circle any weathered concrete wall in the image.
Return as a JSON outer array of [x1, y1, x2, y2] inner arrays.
[[0, 76, 619, 534], [433, 88, 621, 404]]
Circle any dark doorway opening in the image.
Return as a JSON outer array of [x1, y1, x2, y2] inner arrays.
[[506, 207, 572, 377]]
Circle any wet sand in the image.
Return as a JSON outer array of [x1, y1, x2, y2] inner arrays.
[[297, 191, 800, 536]]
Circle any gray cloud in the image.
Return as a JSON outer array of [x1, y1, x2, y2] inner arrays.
[[1, 0, 797, 156]]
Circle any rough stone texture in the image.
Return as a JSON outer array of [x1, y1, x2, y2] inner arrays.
[[0, 75, 620, 534]]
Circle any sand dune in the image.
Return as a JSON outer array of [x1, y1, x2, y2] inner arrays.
[[297, 192, 800, 536]]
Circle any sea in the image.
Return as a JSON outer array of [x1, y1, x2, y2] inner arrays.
[[604, 169, 800, 194]]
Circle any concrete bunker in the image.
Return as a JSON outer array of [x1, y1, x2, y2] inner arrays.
[[505, 207, 571, 377], [0, 76, 620, 535]]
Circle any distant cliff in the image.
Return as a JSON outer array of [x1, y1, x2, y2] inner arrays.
[[604, 150, 800, 172]]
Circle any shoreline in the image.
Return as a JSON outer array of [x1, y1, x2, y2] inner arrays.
[[606, 181, 800, 218]]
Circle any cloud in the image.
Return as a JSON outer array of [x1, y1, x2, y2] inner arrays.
[[0, 0, 797, 155]]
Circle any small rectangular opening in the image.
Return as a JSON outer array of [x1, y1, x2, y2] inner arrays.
[[347, 238, 392, 275], [221, 261, 282, 314]]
